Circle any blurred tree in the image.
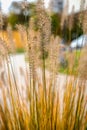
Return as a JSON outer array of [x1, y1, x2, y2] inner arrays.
[[10, 1, 36, 16], [2, 15, 8, 30], [51, 12, 83, 44], [71, 14, 83, 40], [0, 12, 8, 30], [8, 1, 36, 29], [51, 13, 61, 36]]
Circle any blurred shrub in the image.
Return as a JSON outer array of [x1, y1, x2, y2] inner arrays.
[[8, 13, 30, 29], [51, 12, 83, 44], [51, 13, 61, 36], [8, 1, 36, 29]]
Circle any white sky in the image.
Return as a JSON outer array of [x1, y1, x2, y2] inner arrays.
[[68, 0, 87, 13]]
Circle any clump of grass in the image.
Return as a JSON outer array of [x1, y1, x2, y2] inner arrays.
[[16, 48, 25, 53], [0, 70, 87, 130], [0, 0, 87, 130], [78, 46, 87, 80]]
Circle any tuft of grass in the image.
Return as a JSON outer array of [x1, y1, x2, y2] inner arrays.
[[0, 0, 87, 130], [16, 48, 25, 53]]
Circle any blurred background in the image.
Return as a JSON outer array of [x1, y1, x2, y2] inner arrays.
[[0, 0, 87, 50]]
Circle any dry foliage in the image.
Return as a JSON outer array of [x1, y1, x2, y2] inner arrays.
[[0, 0, 87, 130]]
